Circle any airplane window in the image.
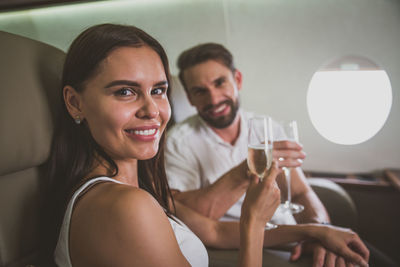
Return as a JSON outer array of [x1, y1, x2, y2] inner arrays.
[[307, 55, 392, 145]]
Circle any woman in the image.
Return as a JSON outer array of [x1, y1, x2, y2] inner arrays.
[[45, 23, 280, 267], [45, 23, 369, 267]]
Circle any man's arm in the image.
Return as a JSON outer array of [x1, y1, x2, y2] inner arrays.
[[172, 160, 249, 220], [290, 168, 330, 224], [173, 200, 368, 267], [273, 140, 330, 224], [273, 141, 338, 266]]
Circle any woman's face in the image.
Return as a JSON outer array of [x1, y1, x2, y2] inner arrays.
[[77, 46, 170, 161]]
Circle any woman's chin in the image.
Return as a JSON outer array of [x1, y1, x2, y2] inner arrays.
[[136, 148, 158, 160]]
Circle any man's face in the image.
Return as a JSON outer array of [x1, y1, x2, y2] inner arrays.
[[182, 60, 242, 129]]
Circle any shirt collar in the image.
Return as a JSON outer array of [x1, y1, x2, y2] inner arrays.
[[199, 109, 245, 147]]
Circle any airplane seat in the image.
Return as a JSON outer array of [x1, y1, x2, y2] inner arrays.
[[0, 31, 65, 267], [307, 178, 357, 228]]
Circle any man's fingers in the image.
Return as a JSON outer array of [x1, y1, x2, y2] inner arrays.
[[273, 149, 306, 160], [312, 246, 326, 267], [325, 251, 336, 267], [273, 149, 306, 169], [336, 256, 346, 267], [274, 140, 303, 150], [290, 243, 302, 261], [277, 158, 303, 168]]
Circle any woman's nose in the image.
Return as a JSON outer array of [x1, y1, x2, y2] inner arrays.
[[136, 96, 159, 119]]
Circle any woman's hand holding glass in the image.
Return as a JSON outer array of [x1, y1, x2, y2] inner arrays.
[[247, 116, 278, 229], [241, 161, 281, 229]]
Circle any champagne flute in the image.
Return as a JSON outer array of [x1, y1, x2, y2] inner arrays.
[[277, 120, 304, 214], [247, 116, 277, 230]]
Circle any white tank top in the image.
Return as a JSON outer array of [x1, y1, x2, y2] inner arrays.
[[54, 177, 209, 267]]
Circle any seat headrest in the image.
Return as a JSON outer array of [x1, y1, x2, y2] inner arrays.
[[0, 31, 65, 176]]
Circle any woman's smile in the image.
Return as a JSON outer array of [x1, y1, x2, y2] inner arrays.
[[76, 45, 170, 161], [124, 125, 160, 141]]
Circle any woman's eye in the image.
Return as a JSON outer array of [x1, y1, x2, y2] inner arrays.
[[115, 88, 134, 96], [152, 87, 166, 95]]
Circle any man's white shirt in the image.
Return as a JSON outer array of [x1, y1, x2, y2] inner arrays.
[[165, 109, 296, 224]]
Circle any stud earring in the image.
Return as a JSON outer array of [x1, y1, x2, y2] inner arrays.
[[75, 116, 82, 125]]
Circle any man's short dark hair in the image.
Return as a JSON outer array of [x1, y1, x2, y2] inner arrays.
[[177, 43, 235, 90]]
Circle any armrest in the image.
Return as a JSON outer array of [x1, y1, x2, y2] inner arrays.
[[207, 178, 358, 266], [207, 248, 312, 267], [308, 178, 358, 229]]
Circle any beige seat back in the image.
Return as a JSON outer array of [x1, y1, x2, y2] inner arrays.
[[0, 31, 65, 267]]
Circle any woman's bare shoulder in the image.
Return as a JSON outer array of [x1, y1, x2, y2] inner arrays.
[[70, 182, 187, 266], [97, 182, 162, 211], [72, 182, 166, 234]]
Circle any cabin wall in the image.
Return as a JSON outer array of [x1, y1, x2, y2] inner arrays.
[[0, 0, 399, 173]]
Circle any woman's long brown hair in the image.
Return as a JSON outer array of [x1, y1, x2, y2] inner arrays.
[[42, 24, 174, 265]]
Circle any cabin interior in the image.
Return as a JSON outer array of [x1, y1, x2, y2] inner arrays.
[[0, 0, 399, 266]]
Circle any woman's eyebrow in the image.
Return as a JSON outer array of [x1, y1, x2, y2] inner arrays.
[[104, 80, 168, 88], [154, 81, 168, 87], [104, 80, 140, 88]]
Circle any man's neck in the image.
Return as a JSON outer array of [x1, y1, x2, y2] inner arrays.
[[209, 114, 241, 145]]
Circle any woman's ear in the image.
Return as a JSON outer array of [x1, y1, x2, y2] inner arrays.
[[63, 85, 84, 122]]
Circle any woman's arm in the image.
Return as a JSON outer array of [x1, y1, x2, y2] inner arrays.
[[175, 162, 281, 267], [238, 163, 281, 267], [175, 189, 369, 267]]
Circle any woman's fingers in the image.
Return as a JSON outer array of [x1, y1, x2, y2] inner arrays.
[[317, 226, 370, 267], [339, 245, 369, 267], [348, 237, 370, 262], [261, 160, 280, 185], [242, 160, 281, 225]]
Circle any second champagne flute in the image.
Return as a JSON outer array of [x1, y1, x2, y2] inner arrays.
[[277, 120, 304, 214], [247, 116, 277, 230]]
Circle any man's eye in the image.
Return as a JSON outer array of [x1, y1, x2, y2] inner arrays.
[[194, 89, 206, 96], [215, 79, 225, 87], [115, 88, 134, 96]]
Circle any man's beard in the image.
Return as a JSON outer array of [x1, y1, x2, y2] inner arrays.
[[199, 99, 240, 129]]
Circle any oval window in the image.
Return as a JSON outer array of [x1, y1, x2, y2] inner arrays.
[[307, 55, 392, 145]]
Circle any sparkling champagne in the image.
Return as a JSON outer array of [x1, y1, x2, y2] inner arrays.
[[247, 145, 272, 178]]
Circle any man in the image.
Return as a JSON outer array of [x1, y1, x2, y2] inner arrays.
[[165, 43, 360, 265]]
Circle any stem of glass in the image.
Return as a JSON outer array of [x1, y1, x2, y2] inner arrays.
[[283, 167, 291, 206]]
